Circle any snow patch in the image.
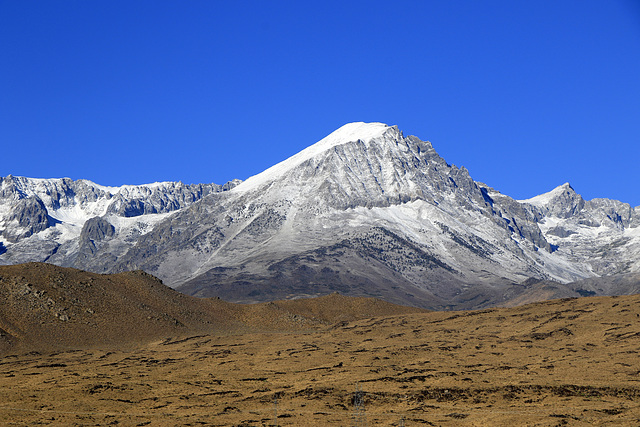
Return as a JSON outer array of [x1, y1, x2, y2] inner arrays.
[[233, 122, 391, 193], [520, 182, 573, 207]]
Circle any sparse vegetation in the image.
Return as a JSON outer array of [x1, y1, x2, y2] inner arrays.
[[1, 264, 640, 424]]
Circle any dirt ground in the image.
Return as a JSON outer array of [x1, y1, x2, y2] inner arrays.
[[1, 294, 640, 426]]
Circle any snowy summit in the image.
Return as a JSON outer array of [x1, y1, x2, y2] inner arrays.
[[233, 122, 391, 193], [2, 123, 640, 310], [520, 183, 575, 207]]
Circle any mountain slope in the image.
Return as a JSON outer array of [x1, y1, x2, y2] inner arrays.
[[0, 263, 424, 354], [0, 176, 240, 270], [109, 123, 640, 309], [521, 183, 640, 277], [1, 123, 639, 309], [2, 290, 640, 425]]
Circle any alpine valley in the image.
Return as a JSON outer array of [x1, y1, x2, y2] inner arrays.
[[2, 122, 639, 309]]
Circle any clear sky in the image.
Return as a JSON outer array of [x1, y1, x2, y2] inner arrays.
[[2, 1, 639, 206]]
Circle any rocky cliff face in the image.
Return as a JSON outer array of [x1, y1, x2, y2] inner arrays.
[[0, 176, 240, 268], [3, 197, 51, 242], [1, 123, 639, 309], [522, 183, 640, 278]]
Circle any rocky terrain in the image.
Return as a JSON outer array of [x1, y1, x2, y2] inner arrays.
[[0, 176, 240, 270], [0, 263, 423, 354], [2, 123, 640, 309], [0, 263, 639, 425]]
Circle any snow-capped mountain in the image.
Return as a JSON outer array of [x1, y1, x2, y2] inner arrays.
[[1, 123, 638, 309], [0, 176, 240, 269], [520, 183, 640, 277]]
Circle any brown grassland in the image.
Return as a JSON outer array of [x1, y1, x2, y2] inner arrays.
[[1, 264, 640, 425]]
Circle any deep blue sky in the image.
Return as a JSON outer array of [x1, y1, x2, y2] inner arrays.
[[2, 1, 639, 206]]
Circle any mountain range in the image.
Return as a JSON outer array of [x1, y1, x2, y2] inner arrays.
[[2, 122, 639, 309]]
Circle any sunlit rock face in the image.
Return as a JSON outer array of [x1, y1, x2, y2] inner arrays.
[[1, 123, 639, 309]]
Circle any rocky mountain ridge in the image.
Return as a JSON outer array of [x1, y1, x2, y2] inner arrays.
[[1, 123, 639, 309], [0, 176, 240, 268]]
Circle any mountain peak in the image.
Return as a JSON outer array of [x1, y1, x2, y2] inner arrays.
[[321, 122, 391, 145], [234, 122, 394, 193], [521, 182, 575, 207], [521, 182, 586, 218]]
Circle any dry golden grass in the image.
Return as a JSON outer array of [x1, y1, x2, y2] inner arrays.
[[1, 280, 640, 425], [0, 263, 423, 354]]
